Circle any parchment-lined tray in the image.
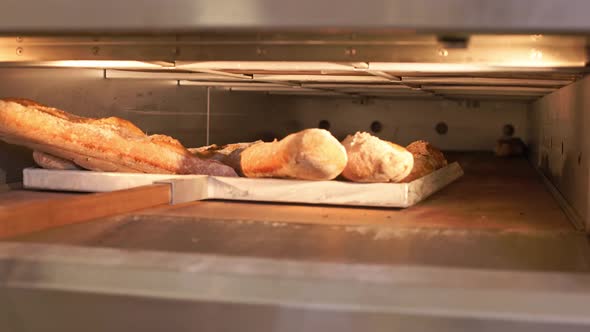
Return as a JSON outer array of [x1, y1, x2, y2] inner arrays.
[[23, 162, 463, 208]]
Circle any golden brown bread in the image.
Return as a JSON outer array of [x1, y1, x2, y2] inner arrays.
[[406, 140, 447, 168], [401, 140, 447, 182], [341, 132, 413, 183], [189, 141, 262, 175], [240, 129, 347, 180], [33, 150, 81, 170], [0, 98, 237, 177]]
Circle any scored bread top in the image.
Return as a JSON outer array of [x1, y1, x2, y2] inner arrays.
[[341, 132, 413, 183], [0, 98, 237, 176], [240, 128, 348, 180]]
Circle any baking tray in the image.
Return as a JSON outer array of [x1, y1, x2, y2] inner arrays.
[[22, 162, 463, 208]]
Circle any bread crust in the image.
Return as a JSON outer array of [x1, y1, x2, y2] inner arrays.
[[341, 132, 413, 183], [400, 140, 447, 182], [189, 141, 262, 175], [0, 98, 237, 177], [33, 150, 80, 170], [240, 129, 347, 180]]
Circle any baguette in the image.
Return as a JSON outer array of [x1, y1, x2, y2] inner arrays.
[[0, 98, 237, 177], [240, 129, 347, 180], [341, 132, 413, 183], [33, 150, 81, 170], [400, 140, 447, 182]]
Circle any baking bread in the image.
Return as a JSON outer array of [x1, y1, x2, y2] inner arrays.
[[495, 137, 526, 157], [401, 140, 447, 182], [240, 129, 347, 180], [341, 132, 413, 183], [189, 141, 262, 175], [33, 150, 80, 170], [407, 140, 447, 168], [0, 98, 237, 177]]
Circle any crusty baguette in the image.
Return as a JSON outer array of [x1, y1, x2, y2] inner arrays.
[[240, 129, 347, 180], [400, 140, 447, 182], [189, 141, 262, 175], [0, 98, 237, 177], [341, 132, 413, 183], [33, 150, 81, 170]]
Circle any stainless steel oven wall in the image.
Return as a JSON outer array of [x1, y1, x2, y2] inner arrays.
[[529, 75, 590, 230], [264, 96, 528, 151], [1, 0, 590, 33]]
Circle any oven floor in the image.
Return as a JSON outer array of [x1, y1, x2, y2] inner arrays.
[[6, 152, 590, 272]]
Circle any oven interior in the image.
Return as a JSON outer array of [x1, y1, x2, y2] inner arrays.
[[1, 30, 590, 331]]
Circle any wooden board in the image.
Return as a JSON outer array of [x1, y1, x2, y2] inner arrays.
[[22, 162, 463, 208], [0, 184, 170, 239]]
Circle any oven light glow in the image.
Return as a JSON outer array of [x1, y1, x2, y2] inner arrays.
[[530, 49, 543, 60], [42, 61, 162, 69], [368, 63, 497, 72], [368, 61, 579, 72], [176, 61, 358, 71], [14, 59, 580, 72]]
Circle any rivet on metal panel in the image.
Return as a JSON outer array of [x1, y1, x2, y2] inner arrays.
[[15, 47, 23, 56], [435, 122, 448, 135], [530, 49, 543, 60], [91, 47, 100, 55], [370, 121, 382, 133], [438, 48, 449, 57], [16, 36, 23, 42], [502, 124, 515, 137], [318, 120, 331, 130], [256, 48, 267, 56], [345, 48, 357, 56]]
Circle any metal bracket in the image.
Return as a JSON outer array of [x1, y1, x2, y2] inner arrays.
[[154, 176, 209, 205]]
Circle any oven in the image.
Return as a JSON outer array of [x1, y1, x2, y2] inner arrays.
[[1, 1, 590, 331]]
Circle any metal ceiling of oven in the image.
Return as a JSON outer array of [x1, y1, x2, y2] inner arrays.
[[0, 33, 587, 101], [105, 67, 579, 101], [2, 0, 590, 33]]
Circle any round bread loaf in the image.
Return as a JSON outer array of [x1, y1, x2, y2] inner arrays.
[[341, 132, 414, 183], [401, 140, 447, 182]]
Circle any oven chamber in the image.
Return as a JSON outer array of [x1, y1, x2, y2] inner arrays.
[[1, 1, 590, 331]]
